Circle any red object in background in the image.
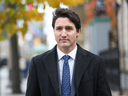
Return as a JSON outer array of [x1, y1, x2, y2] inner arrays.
[[27, 4, 33, 11], [105, 0, 117, 29], [84, 0, 96, 26]]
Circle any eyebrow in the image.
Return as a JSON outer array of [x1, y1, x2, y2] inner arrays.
[[65, 26, 73, 28], [55, 25, 73, 28]]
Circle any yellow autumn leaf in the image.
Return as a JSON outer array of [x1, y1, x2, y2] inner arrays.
[[61, 0, 72, 6], [41, 0, 45, 3], [16, 10, 26, 19], [61, 0, 84, 7], [71, 0, 84, 6], [16, 28, 22, 32], [10, 0, 15, 4], [12, 24, 17, 29], [4, 0, 21, 4], [0, 0, 84, 42], [24, 11, 33, 20], [85, 0, 89, 3], [78, 0, 84, 4], [15, 9, 30, 20], [23, 11, 31, 20], [3, 8, 11, 14], [34, 13, 44, 21], [71, 0, 78, 7], [0, 35, 6, 41], [21, 22, 28, 37], [0, 28, 3, 34], [15, 0, 22, 4], [3, 8, 16, 19], [0, 12, 6, 22], [14, 12, 22, 19], [8, 9, 16, 17], [26, 0, 35, 4], [25, 10, 44, 21], [6, 23, 16, 37], [4, 0, 10, 4], [47, 0, 60, 8], [43, 3, 46, 9]]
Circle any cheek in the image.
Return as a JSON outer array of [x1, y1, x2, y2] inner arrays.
[[54, 33, 60, 40], [72, 33, 78, 38]]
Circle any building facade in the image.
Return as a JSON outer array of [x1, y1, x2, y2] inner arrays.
[[117, 0, 128, 95]]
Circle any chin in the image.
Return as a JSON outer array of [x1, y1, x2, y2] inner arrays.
[[60, 44, 70, 48]]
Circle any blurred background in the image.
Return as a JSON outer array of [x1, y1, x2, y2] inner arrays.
[[0, 0, 128, 96]]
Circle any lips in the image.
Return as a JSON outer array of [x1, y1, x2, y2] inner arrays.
[[60, 39, 68, 42]]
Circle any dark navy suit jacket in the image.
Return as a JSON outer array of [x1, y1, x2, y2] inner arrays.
[[26, 44, 112, 96]]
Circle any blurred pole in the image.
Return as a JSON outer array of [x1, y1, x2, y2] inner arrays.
[[117, 0, 125, 95], [8, 3, 21, 93], [115, 1, 122, 95], [9, 33, 21, 93], [126, 0, 128, 4], [120, 0, 125, 94]]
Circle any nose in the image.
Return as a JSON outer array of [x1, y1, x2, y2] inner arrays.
[[61, 29, 67, 37]]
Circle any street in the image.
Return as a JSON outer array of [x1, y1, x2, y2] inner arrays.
[[1, 66, 128, 96], [0, 66, 26, 96]]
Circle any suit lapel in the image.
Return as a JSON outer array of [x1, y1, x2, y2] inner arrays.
[[74, 45, 91, 91], [41, 44, 91, 95], [42, 45, 60, 96]]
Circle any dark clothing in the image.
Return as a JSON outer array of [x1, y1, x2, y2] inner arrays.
[[26, 44, 112, 96]]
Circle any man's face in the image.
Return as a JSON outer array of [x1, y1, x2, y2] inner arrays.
[[54, 17, 80, 52]]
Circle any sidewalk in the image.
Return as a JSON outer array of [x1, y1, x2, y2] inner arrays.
[[1, 66, 128, 96], [0, 66, 27, 96]]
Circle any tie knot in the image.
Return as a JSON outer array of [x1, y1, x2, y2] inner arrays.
[[63, 55, 70, 61]]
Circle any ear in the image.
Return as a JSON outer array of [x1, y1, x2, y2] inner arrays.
[[76, 29, 81, 37]]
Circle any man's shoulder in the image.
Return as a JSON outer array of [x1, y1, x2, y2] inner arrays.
[[85, 50, 102, 60], [77, 44, 103, 61], [33, 50, 50, 59], [32, 45, 57, 60]]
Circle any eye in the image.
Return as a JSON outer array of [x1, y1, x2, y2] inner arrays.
[[56, 27, 62, 31], [66, 26, 72, 31]]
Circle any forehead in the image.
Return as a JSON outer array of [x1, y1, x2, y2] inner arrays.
[[55, 17, 75, 27]]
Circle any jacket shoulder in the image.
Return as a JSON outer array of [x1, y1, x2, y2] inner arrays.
[[78, 44, 103, 61], [32, 45, 57, 62]]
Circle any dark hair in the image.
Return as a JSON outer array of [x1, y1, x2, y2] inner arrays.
[[52, 8, 81, 32]]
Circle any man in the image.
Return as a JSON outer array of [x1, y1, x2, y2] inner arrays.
[[26, 8, 112, 96]]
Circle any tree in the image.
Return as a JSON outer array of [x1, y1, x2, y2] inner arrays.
[[84, 0, 96, 26], [0, 0, 84, 93], [0, 0, 84, 40], [84, 0, 117, 30]]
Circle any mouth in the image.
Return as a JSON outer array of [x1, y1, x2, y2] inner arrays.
[[60, 39, 68, 42]]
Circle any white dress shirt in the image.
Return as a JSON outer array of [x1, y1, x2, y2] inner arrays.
[[57, 45, 77, 85]]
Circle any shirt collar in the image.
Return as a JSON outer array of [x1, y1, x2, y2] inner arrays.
[[57, 45, 77, 60]]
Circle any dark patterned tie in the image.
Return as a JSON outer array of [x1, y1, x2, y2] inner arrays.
[[62, 55, 70, 96]]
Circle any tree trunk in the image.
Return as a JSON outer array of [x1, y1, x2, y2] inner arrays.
[[10, 33, 21, 93]]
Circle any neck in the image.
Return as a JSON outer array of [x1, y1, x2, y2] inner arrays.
[[57, 44, 76, 54]]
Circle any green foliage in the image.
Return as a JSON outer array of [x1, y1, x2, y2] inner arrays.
[[0, 35, 6, 41], [0, 0, 84, 41]]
